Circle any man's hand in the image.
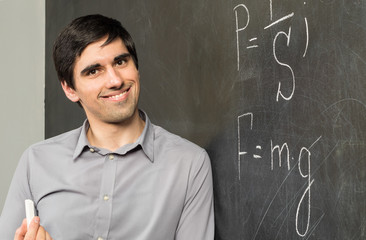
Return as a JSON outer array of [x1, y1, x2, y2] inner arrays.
[[14, 217, 52, 240]]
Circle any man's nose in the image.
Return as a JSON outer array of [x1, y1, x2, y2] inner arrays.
[[106, 67, 123, 88]]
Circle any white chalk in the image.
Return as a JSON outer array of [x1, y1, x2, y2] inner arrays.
[[25, 199, 35, 229]]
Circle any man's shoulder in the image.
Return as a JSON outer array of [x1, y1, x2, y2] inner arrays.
[[152, 124, 205, 156], [150, 124, 211, 176], [17, 126, 83, 165], [29, 126, 83, 151]]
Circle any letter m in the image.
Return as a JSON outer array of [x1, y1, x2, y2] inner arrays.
[[271, 141, 290, 170]]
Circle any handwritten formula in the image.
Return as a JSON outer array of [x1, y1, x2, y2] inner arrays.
[[234, 0, 321, 238], [234, 0, 309, 102]]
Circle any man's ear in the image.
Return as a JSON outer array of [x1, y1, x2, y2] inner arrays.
[[61, 81, 80, 102]]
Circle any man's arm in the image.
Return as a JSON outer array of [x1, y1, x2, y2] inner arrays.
[[175, 150, 215, 240], [0, 148, 33, 238]]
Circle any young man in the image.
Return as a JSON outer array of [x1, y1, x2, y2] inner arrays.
[[0, 14, 214, 239]]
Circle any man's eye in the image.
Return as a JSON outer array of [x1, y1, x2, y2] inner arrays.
[[87, 69, 98, 75], [116, 59, 126, 66]]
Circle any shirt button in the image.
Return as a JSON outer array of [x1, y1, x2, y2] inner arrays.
[[109, 154, 114, 160], [103, 195, 110, 201], [90, 148, 95, 153], [97, 237, 104, 240]]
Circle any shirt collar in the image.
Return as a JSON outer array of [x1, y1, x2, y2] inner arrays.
[[72, 110, 155, 162], [138, 110, 154, 162], [72, 120, 92, 160]]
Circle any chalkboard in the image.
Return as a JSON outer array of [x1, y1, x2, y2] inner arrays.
[[46, 0, 366, 239]]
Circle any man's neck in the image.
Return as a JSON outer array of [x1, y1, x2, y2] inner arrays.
[[86, 111, 146, 152]]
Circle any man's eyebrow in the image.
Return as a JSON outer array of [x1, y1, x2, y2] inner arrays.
[[80, 63, 101, 75], [79, 53, 131, 75], [114, 53, 131, 61]]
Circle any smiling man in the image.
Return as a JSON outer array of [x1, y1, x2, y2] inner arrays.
[[0, 14, 214, 240]]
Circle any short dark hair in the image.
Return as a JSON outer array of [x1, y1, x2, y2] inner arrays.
[[53, 14, 138, 89]]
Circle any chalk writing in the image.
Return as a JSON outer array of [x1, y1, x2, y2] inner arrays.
[[273, 27, 295, 101], [234, 1, 320, 237], [237, 110, 322, 238], [295, 147, 314, 237], [234, 4, 251, 71], [237, 112, 253, 179], [234, 1, 309, 101]]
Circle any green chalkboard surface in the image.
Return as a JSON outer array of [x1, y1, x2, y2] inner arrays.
[[46, 1, 366, 239]]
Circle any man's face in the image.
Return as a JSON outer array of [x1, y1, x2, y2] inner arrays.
[[62, 36, 140, 125]]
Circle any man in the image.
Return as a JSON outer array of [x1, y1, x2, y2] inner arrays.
[[0, 14, 214, 239]]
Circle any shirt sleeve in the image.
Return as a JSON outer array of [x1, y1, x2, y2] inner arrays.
[[175, 150, 215, 240], [0, 148, 33, 238]]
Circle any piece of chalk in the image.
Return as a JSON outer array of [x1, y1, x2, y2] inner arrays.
[[25, 199, 35, 229]]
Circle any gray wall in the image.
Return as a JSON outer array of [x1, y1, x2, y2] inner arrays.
[[0, 0, 45, 212]]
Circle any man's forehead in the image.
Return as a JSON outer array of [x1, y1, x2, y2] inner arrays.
[[78, 37, 127, 61], [72, 37, 129, 75], [86, 36, 126, 53]]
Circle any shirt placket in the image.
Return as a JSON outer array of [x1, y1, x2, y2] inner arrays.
[[93, 153, 117, 240]]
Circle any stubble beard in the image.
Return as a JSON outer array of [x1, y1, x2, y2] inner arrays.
[[102, 98, 139, 125]]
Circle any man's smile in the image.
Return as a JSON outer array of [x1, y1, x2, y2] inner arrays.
[[100, 87, 131, 101]]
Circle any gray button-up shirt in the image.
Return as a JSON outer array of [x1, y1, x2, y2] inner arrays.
[[0, 111, 214, 239]]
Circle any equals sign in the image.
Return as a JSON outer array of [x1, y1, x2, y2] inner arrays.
[[253, 145, 262, 159], [247, 37, 258, 49]]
